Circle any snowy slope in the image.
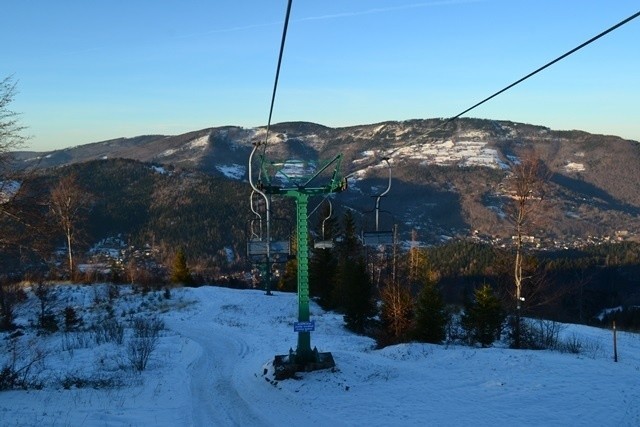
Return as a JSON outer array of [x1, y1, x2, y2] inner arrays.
[[1, 285, 639, 426]]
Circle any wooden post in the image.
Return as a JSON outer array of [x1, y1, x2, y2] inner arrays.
[[613, 321, 618, 363]]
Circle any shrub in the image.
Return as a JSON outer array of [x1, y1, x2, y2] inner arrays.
[[127, 316, 164, 371], [34, 281, 57, 329], [108, 283, 120, 301], [510, 318, 564, 350], [559, 333, 583, 354], [39, 314, 59, 333], [92, 318, 125, 345], [0, 338, 46, 390], [0, 366, 19, 390], [60, 374, 122, 390], [61, 331, 93, 352], [0, 280, 23, 331]]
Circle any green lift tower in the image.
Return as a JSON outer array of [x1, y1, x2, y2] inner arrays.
[[249, 147, 346, 379]]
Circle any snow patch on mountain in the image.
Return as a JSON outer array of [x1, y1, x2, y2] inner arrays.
[[159, 148, 177, 157], [187, 135, 209, 150], [565, 162, 585, 172], [386, 140, 506, 169], [216, 164, 246, 180], [151, 165, 168, 174], [252, 128, 286, 145], [0, 180, 21, 203], [157, 135, 210, 159]]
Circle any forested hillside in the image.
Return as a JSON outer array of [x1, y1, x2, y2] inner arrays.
[[3, 118, 640, 328]]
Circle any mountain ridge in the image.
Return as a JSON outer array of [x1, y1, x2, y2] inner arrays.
[[12, 117, 640, 245]]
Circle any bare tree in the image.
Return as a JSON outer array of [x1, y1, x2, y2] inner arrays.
[[505, 151, 548, 348], [0, 75, 48, 274], [379, 280, 414, 345], [0, 76, 26, 164], [1, 75, 26, 219], [49, 174, 93, 276]]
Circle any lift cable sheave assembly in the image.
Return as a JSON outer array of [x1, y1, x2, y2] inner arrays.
[[248, 0, 345, 377]]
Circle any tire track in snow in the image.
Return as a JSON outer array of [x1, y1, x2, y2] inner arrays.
[[167, 322, 269, 426]]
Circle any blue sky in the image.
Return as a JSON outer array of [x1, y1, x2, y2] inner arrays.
[[3, 0, 639, 151]]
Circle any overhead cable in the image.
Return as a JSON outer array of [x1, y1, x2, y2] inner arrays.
[[445, 10, 640, 124], [263, 0, 293, 149]]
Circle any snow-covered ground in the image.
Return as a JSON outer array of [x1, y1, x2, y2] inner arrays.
[[1, 285, 639, 426]]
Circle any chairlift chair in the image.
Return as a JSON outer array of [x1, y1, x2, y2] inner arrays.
[[362, 157, 395, 246], [314, 199, 335, 250], [246, 190, 291, 261]]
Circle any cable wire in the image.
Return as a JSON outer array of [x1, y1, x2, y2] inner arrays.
[[444, 10, 640, 124], [345, 10, 639, 176], [263, 0, 293, 151]]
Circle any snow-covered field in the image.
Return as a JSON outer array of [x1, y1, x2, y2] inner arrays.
[[1, 285, 639, 426]]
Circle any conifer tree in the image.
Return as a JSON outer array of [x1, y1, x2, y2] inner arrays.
[[413, 280, 447, 344], [342, 258, 376, 334], [333, 210, 362, 311], [309, 203, 338, 309], [170, 247, 192, 285], [461, 284, 505, 347], [309, 245, 337, 308], [335, 210, 375, 333]]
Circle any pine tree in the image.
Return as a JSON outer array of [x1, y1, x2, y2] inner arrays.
[[333, 210, 362, 311], [335, 210, 375, 333], [170, 247, 192, 285], [413, 281, 447, 344], [309, 203, 338, 309], [309, 245, 338, 309], [342, 258, 376, 334], [461, 284, 505, 347]]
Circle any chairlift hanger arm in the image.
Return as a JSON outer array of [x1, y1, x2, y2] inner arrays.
[[372, 158, 392, 232], [250, 190, 262, 218], [321, 199, 333, 240], [377, 157, 392, 198]]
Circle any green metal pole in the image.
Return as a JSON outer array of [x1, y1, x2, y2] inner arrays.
[[295, 191, 312, 362]]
